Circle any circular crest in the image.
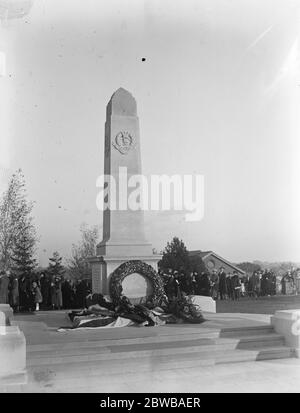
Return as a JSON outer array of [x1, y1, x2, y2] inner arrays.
[[112, 131, 135, 155], [109, 260, 164, 304]]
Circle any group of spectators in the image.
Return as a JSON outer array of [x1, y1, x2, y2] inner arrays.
[[159, 267, 300, 301], [0, 270, 91, 312], [1, 266, 299, 313], [159, 267, 244, 301]]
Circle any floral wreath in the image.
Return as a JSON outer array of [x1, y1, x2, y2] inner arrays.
[[109, 260, 165, 304]]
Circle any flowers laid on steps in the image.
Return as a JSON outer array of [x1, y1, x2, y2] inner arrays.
[[63, 292, 205, 330]]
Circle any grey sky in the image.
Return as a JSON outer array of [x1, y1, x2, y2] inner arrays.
[[0, 0, 300, 266]]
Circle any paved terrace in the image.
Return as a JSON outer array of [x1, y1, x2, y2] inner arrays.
[[1, 308, 299, 393]]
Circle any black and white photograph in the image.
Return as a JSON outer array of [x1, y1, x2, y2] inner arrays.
[[0, 0, 300, 398]]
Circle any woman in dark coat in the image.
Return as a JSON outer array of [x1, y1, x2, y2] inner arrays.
[[40, 273, 50, 309], [32, 281, 43, 311], [50, 279, 57, 309], [218, 268, 227, 300], [231, 272, 241, 300], [54, 277, 63, 310]]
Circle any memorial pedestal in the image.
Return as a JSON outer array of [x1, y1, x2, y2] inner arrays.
[[0, 304, 14, 325], [189, 295, 216, 313], [91, 255, 161, 295], [0, 309, 27, 383], [271, 309, 300, 358]]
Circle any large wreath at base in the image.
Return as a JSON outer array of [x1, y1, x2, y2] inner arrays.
[[109, 260, 165, 305]]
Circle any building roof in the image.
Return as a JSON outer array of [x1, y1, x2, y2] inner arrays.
[[189, 250, 213, 259], [189, 250, 245, 275]]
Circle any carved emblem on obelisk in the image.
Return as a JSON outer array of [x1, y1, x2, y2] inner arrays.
[[112, 131, 135, 155]]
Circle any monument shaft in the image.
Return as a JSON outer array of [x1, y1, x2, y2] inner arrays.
[[97, 88, 151, 256], [91, 88, 160, 295]]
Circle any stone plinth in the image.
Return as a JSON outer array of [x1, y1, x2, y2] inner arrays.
[[189, 295, 216, 313], [271, 309, 300, 358], [0, 304, 14, 325], [91, 255, 161, 295], [0, 310, 27, 380]]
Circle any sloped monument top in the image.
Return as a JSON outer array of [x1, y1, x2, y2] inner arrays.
[[106, 87, 137, 117]]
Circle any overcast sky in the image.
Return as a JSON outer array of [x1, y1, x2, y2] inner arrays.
[[0, 0, 300, 266]]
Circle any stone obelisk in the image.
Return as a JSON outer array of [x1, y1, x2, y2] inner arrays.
[[90, 88, 161, 295]]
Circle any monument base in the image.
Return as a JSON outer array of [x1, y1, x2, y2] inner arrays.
[[271, 309, 300, 358], [0, 304, 14, 325], [90, 255, 161, 296], [0, 310, 27, 381], [189, 295, 216, 313]]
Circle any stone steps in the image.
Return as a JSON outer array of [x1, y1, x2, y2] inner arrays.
[[3, 319, 295, 391], [219, 325, 274, 337], [24, 345, 294, 392], [26, 332, 285, 361], [27, 331, 219, 351], [26, 325, 290, 369]]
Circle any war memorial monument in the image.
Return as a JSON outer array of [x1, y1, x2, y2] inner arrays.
[[89, 88, 162, 303]]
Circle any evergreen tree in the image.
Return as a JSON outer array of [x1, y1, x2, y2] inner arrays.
[[11, 230, 37, 278], [1, 169, 38, 277], [189, 254, 207, 274], [159, 236, 191, 273], [48, 251, 65, 278]]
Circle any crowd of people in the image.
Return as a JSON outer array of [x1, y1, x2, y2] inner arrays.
[[0, 270, 91, 313], [159, 267, 299, 301], [159, 268, 244, 301], [0, 266, 299, 313]]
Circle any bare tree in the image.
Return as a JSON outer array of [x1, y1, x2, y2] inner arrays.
[[67, 223, 99, 280]]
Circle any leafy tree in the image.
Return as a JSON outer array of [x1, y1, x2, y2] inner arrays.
[[67, 224, 99, 280], [236, 262, 262, 274], [48, 251, 65, 279], [0, 169, 37, 273], [159, 236, 191, 273]]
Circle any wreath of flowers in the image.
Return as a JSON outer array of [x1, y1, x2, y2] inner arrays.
[[109, 260, 165, 305]]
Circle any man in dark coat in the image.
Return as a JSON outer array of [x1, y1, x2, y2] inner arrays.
[[19, 275, 33, 311], [261, 271, 268, 296], [9, 274, 19, 312], [40, 273, 51, 309], [0, 270, 10, 304], [270, 272, 277, 296], [165, 272, 176, 300], [194, 272, 202, 295], [75, 279, 89, 308], [226, 273, 233, 300], [198, 272, 211, 296], [218, 267, 227, 300]]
